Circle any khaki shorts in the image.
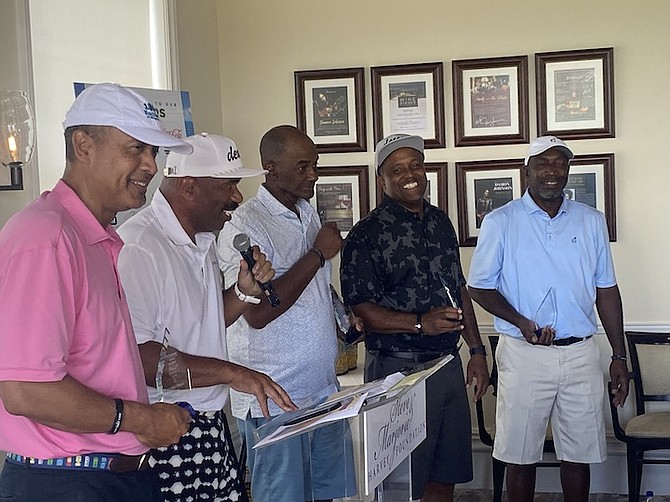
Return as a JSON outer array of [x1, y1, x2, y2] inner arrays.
[[493, 335, 607, 465]]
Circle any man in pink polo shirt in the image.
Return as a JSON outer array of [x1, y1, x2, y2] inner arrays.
[[0, 83, 193, 501]]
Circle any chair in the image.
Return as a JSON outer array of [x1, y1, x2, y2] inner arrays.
[[609, 331, 670, 502], [475, 335, 560, 502]]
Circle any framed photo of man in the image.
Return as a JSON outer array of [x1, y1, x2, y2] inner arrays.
[[371, 62, 446, 148], [375, 162, 448, 212], [295, 67, 367, 153], [536, 48, 615, 139], [456, 159, 526, 246], [310, 165, 370, 237], [452, 55, 529, 146], [568, 153, 616, 241]]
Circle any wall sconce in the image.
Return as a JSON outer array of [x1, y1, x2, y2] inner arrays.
[[0, 90, 35, 191]]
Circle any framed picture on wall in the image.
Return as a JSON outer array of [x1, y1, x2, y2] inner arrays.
[[452, 55, 529, 146], [536, 47, 615, 139], [295, 67, 367, 153], [375, 162, 448, 212], [371, 62, 446, 148], [568, 153, 616, 241], [456, 159, 525, 246], [310, 165, 370, 237]]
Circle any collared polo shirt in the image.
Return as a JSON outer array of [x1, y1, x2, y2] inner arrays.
[[118, 189, 229, 412], [0, 180, 148, 458], [217, 185, 338, 419], [468, 190, 617, 339], [340, 196, 464, 352]]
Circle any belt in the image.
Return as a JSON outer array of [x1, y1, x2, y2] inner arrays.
[[5, 452, 150, 473], [375, 348, 457, 364], [552, 335, 592, 346]]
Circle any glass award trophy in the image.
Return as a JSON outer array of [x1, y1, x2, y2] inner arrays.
[[533, 288, 557, 337], [155, 328, 192, 402]]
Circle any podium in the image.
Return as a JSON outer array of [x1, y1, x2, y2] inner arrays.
[[250, 355, 453, 502]]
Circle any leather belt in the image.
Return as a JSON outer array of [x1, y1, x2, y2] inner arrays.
[[375, 348, 457, 364], [552, 335, 592, 346], [5, 452, 150, 473]]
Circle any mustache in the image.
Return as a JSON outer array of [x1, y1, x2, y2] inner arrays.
[[222, 202, 239, 212]]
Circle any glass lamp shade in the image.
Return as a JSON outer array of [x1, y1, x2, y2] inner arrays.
[[0, 90, 35, 168]]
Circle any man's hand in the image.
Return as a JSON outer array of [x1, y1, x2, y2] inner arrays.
[[610, 360, 630, 407], [127, 401, 191, 448], [519, 318, 555, 345], [466, 354, 489, 401], [313, 221, 342, 260], [227, 364, 297, 416], [237, 245, 275, 297], [420, 306, 464, 336]]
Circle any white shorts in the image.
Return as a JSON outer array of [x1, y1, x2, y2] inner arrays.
[[492, 335, 607, 465]]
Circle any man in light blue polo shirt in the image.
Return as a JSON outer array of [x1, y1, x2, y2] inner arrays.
[[468, 136, 629, 502]]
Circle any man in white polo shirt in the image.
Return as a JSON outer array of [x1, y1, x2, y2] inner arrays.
[[468, 136, 629, 502], [117, 133, 296, 501]]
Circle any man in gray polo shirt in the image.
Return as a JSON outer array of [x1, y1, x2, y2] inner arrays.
[[217, 125, 355, 502]]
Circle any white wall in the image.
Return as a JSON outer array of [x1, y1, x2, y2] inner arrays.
[[28, 0, 157, 192]]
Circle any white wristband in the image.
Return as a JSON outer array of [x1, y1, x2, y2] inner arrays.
[[234, 283, 261, 304]]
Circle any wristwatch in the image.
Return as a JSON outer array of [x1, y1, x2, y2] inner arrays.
[[414, 313, 424, 336]]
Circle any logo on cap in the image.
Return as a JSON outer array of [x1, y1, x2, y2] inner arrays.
[[143, 103, 160, 121], [227, 146, 241, 163]]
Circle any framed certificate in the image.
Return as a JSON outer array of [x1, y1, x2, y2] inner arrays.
[[536, 48, 615, 139], [371, 62, 446, 148], [311, 165, 370, 237], [295, 67, 367, 153], [456, 159, 525, 246], [452, 55, 529, 146]]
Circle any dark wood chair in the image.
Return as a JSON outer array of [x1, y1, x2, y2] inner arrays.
[[475, 335, 560, 502], [609, 331, 670, 502]]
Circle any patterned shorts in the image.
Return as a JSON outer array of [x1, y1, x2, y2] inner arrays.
[[149, 409, 247, 501]]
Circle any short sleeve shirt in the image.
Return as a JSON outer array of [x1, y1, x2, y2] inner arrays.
[[117, 189, 230, 412], [0, 181, 148, 458], [340, 196, 464, 352], [217, 185, 338, 418], [468, 190, 617, 339]]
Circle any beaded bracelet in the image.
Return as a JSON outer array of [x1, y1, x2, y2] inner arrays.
[[611, 354, 627, 362]]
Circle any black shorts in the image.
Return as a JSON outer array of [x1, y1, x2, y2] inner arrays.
[[365, 350, 473, 499]]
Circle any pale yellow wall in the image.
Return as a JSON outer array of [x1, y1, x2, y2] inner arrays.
[[206, 0, 670, 326], [175, 0, 224, 136]]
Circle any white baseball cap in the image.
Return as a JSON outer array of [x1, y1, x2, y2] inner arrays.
[[164, 133, 267, 178], [525, 136, 574, 166], [63, 83, 193, 155], [375, 134, 424, 174]]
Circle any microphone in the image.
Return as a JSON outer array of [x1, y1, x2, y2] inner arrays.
[[232, 233, 281, 308]]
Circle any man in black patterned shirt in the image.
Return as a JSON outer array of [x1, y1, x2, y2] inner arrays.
[[340, 134, 489, 502]]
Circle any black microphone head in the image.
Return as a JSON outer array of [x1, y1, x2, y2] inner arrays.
[[233, 233, 251, 253]]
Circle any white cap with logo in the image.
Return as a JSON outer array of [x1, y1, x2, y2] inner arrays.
[[164, 133, 267, 179], [525, 136, 574, 166], [63, 83, 193, 155], [375, 134, 424, 174]]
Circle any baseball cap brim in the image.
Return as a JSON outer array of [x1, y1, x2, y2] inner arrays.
[[116, 125, 193, 155]]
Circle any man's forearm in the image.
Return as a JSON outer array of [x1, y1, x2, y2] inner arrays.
[[459, 286, 485, 349], [596, 285, 626, 355], [467, 286, 527, 329], [242, 249, 322, 329], [0, 376, 138, 434]]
